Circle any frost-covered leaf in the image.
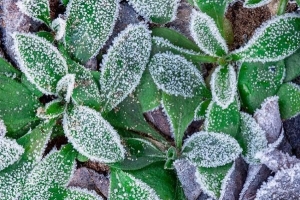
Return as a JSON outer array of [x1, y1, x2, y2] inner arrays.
[[244, 0, 272, 8], [277, 83, 300, 119], [51, 17, 66, 41], [238, 61, 285, 113], [100, 24, 151, 113], [63, 106, 125, 163], [182, 131, 242, 167], [237, 112, 268, 164], [284, 48, 300, 82], [36, 31, 55, 43], [210, 65, 236, 109], [65, 0, 118, 63], [149, 52, 205, 97], [232, 14, 300, 63], [0, 57, 21, 78], [56, 74, 75, 103], [195, 162, 234, 199], [0, 137, 24, 171], [194, 99, 211, 120], [61, 0, 69, 6], [128, 0, 179, 24], [0, 121, 54, 200], [13, 33, 68, 94], [205, 100, 240, 138], [16, 0, 51, 25], [190, 10, 228, 57], [21, 74, 43, 97], [49, 186, 103, 200], [37, 99, 65, 119], [0, 119, 6, 137], [21, 144, 77, 200]]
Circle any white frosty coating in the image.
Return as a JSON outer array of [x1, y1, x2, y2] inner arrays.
[[0, 119, 6, 137], [268, 128, 284, 149], [63, 106, 125, 163], [109, 170, 161, 200], [65, 187, 103, 200], [194, 101, 205, 120], [51, 17, 66, 40], [56, 74, 75, 103], [232, 14, 300, 63], [100, 24, 151, 112], [255, 163, 300, 199], [219, 163, 236, 200], [243, 0, 272, 8], [210, 65, 237, 109], [239, 112, 268, 164], [128, 0, 180, 23], [12, 32, 68, 95], [182, 131, 242, 168], [239, 164, 262, 200], [16, 0, 50, 24], [0, 137, 24, 171], [160, 99, 176, 139], [149, 52, 204, 97], [37, 99, 64, 119], [190, 10, 228, 57]]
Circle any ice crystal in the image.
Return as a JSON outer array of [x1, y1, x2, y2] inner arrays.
[[100, 24, 151, 112], [149, 52, 204, 97], [0, 137, 24, 171], [51, 17, 66, 40], [190, 10, 228, 57], [182, 131, 242, 167], [0, 119, 6, 137], [56, 74, 75, 103], [63, 106, 125, 163]]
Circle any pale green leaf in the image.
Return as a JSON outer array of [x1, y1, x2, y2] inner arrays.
[[0, 137, 24, 171]]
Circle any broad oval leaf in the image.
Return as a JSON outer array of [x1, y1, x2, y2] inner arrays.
[[190, 10, 228, 57], [277, 83, 300, 119], [100, 24, 151, 113], [65, 0, 118, 63], [182, 131, 242, 167], [244, 0, 271, 8], [128, 0, 179, 24], [13, 33, 68, 95], [149, 52, 205, 97], [210, 65, 236, 109], [284, 48, 300, 82], [63, 106, 125, 163], [232, 14, 300, 63], [0, 137, 24, 171], [49, 187, 103, 200]]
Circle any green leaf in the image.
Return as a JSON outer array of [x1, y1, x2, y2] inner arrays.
[[0, 121, 54, 200], [61, 0, 69, 6], [37, 99, 65, 119], [56, 74, 75, 103], [16, 0, 51, 25], [65, 0, 118, 63], [128, 0, 179, 24], [100, 24, 151, 113], [237, 112, 268, 164], [238, 61, 285, 113], [205, 100, 240, 138], [210, 65, 237, 109], [0, 75, 41, 138], [110, 138, 166, 170], [232, 14, 300, 63], [21, 144, 77, 200], [0, 137, 24, 171], [63, 105, 125, 163], [190, 10, 228, 57], [284, 48, 300, 82], [277, 83, 300, 119], [182, 131, 242, 167], [244, 0, 271, 8], [194, 99, 211, 120], [13, 33, 68, 94], [0, 58, 21, 78], [21, 74, 44, 97], [49, 186, 102, 200], [51, 17, 66, 41], [149, 52, 205, 97], [36, 31, 55, 43]]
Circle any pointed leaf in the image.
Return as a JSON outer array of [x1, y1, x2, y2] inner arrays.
[[21, 74, 44, 97], [128, 0, 179, 24], [277, 83, 300, 119], [0, 58, 21, 78], [56, 74, 75, 103], [65, 0, 118, 63], [0, 137, 24, 171], [232, 14, 300, 63], [194, 99, 211, 120], [284, 48, 300, 82], [190, 10, 228, 57], [63, 106, 125, 163], [37, 99, 65, 119], [100, 24, 151, 113], [210, 65, 237, 109], [244, 0, 271, 8], [49, 187, 103, 200], [13, 33, 68, 94]]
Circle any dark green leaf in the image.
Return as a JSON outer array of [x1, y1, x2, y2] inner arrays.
[[37, 99, 65, 119], [277, 83, 300, 119], [284, 48, 300, 82], [36, 31, 55, 43], [0, 58, 21, 78], [194, 99, 211, 120]]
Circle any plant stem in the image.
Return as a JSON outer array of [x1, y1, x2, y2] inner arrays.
[[277, 0, 288, 15], [190, 54, 218, 63]]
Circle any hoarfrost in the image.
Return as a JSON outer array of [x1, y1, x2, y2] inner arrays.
[[64, 187, 103, 200], [56, 74, 76, 103], [244, 0, 272, 8], [0, 119, 6, 137], [51, 17, 66, 40], [0, 137, 24, 171]]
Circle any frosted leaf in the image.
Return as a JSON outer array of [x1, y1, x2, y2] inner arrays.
[[63, 106, 125, 163], [237, 112, 268, 164], [37, 99, 65, 119], [0, 119, 6, 137], [190, 10, 228, 57], [277, 83, 300, 119], [16, 0, 51, 25], [0, 137, 24, 171], [244, 0, 272, 8], [100, 24, 151, 112], [232, 14, 300, 63], [182, 131, 242, 167], [21, 144, 77, 200], [210, 65, 236, 109], [128, 0, 179, 24], [194, 99, 211, 120], [65, 0, 119, 63], [12, 33, 68, 95], [109, 169, 161, 200], [50, 186, 103, 200], [56, 74, 75, 103], [149, 52, 204, 97], [51, 17, 66, 40]]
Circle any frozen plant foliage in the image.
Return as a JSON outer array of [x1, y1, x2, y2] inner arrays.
[[65, 188, 103, 200], [277, 83, 300, 119], [182, 131, 242, 167], [0, 119, 6, 137], [100, 24, 151, 112], [243, 0, 272, 8], [0, 137, 24, 171], [56, 74, 75, 103], [51, 17, 66, 40], [149, 52, 204, 97]]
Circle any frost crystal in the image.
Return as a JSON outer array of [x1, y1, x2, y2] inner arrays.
[[0, 137, 24, 171], [63, 106, 125, 163], [13, 33, 68, 95], [51, 17, 66, 40], [56, 74, 75, 103], [100, 24, 151, 112], [190, 10, 228, 57], [182, 131, 242, 167], [210, 65, 236, 109], [149, 52, 204, 97], [0, 119, 6, 137]]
